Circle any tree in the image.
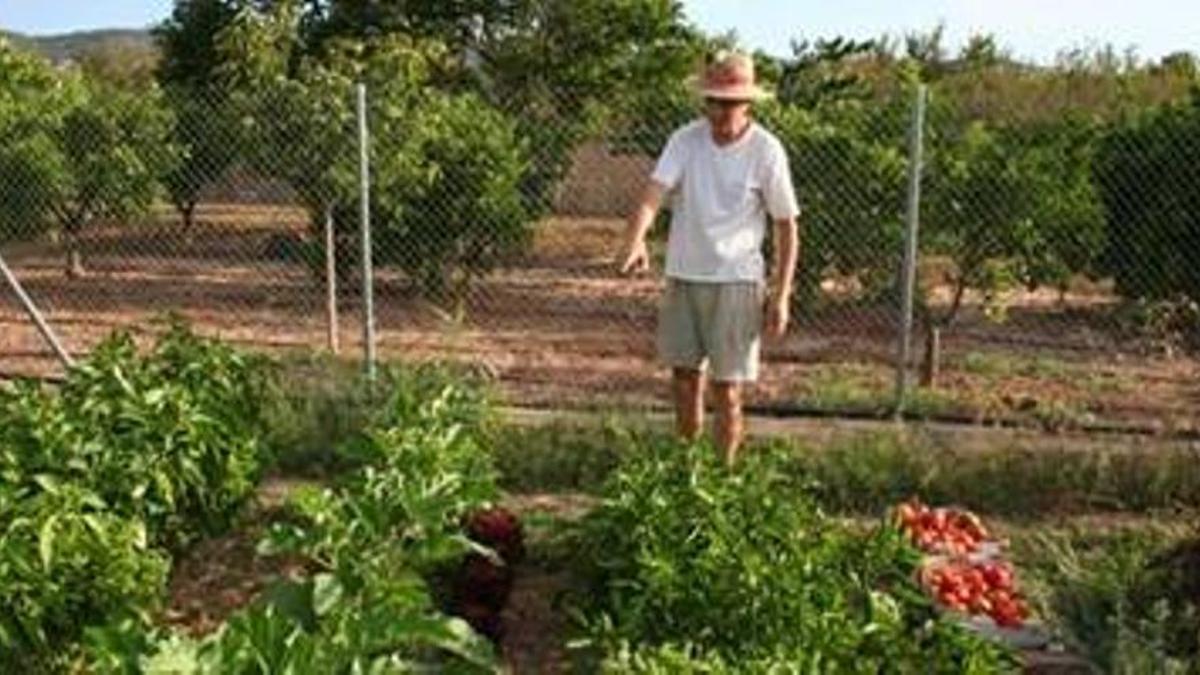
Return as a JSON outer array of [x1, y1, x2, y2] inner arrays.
[[155, 1, 252, 234], [0, 39, 76, 244], [160, 89, 242, 235], [213, 3, 532, 308], [917, 114, 1105, 382], [758, 100, 909, 312], [301, 0, 702, 211], [960, 34, 1003, 70], [385, 93, 530, 309], [49, 82, 180, 277], [903, 24, 949, 81], [775, 37, 879, 108], [155, 0, 252, 88], [1, 38, 179, 276], [1095, 93, 1200, 304]]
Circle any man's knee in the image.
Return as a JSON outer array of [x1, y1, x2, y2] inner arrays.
[[674, 368, 703, 398], [712, 381, 742, 411]]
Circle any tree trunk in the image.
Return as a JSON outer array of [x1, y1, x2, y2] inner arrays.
[[920, 324, 941, 387], [919, 273, 970, 388], [182, 201, 197, 246], [64, 219, 85, 279]]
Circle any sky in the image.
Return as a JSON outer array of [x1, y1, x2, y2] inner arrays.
[[3, 0, 1198, 65]]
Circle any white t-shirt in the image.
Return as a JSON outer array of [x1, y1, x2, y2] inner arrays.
[[651, 119, 800, 282]]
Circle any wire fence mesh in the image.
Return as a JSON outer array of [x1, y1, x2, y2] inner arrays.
[[1, 69, 1197, 435]]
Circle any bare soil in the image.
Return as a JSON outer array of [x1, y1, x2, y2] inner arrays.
[[1, 205, 1195, 433], [164, 477, 315, 636]]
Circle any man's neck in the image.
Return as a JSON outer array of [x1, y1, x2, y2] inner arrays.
[[711, 118, 752, 147]]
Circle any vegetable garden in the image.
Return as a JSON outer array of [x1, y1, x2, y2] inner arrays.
[[4, 325, 1198, 673], [3, 3, 1200, 673]]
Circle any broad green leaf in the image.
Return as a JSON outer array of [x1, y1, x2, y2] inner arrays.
[[38, 513, 59, 570]]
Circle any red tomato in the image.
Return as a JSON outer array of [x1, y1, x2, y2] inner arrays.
[[942, 596, 968, 613], [964, 569, 986, 594], [932, 509, 950, 531], [987, 588, 1013, 606], [969, 594, 993, 614], [982, 563, 1014, 590], [991, 598, 1024, 627]]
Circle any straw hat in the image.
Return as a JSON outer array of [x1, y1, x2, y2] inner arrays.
[[695, 50, 772, 101]]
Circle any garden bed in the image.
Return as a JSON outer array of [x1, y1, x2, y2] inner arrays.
[[5, 337, 1199, 672]]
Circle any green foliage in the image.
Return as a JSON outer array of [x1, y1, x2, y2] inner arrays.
[[1019, 528, 1200, 674], [0, 322, 274, 667], [59, 323, 273, 546], [0, 39, 80, 243], [161, 87, 242, 230], [1096, 93, 1200, 303], [155, 0, 248, 89], [383, 92, 531, 306], [759, 99, 909, 310], [567, 438, 1013, 672], [75, 38, 160, 90], [0, 482, 168, 673], [776, 37, 882, 108], [1, 324, 274, 550], [305, 0, 703, 208], [0, 42, 180, 272], [922, 112, 1106, 324], [262, 355, 493, 475], [52, 80, 179, 275], [488, 420, 640, 494], [208, 4, 535, 307], [84, 367, 502, 673]]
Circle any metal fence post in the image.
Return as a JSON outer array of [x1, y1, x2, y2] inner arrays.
[[894, 84, 927, 416], [324, 203, 339, 355], [357, 82, 376, 381], [0, 250, 75, 369]]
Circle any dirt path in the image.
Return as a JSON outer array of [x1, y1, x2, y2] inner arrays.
[[164, 478, 315, 636], [500, 565, 572, 674]]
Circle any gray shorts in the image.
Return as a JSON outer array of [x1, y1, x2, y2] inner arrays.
[[656, 278, 764, 383]]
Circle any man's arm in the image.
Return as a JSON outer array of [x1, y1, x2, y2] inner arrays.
[[766, 216, 799, 338], [771, 216, 798, 300], [618, 181, 666, 275]]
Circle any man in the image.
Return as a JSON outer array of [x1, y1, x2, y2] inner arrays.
[[618, 50, 800, 466]]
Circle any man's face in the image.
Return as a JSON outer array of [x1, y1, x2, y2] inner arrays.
[[705, 98, 752, 137]]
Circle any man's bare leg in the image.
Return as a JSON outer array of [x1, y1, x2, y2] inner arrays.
[[672, 367, 704, 442], [712, 381, 744, 466]]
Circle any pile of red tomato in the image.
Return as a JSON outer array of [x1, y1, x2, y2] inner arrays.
[[894, 498, 1031, 629], [894, 498, 991, 557], [921, 560, 1030, 627]]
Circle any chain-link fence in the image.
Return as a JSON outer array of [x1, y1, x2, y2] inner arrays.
[[1, 71, 1197, 436]]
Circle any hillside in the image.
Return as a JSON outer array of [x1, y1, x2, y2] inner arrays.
[[0, 28, 155, 63]]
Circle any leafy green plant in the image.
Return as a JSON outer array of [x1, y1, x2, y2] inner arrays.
[[84, 362, 504, 673], [84, 579, 495, 675], [487, 419, 641, 494], [1016, 527, 1200, 674], [0, 481, 167, 671], [53, 321, 274, 548], [567, 437, 1013, 672], [0, 321, 275, 666], [0, 38, 81, 244]]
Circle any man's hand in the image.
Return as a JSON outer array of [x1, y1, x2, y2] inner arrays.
[[765, 296, 790, 339], [766, 216, 798, 340], [618, 238, 650, 276], [620, 182, 665, 277]]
